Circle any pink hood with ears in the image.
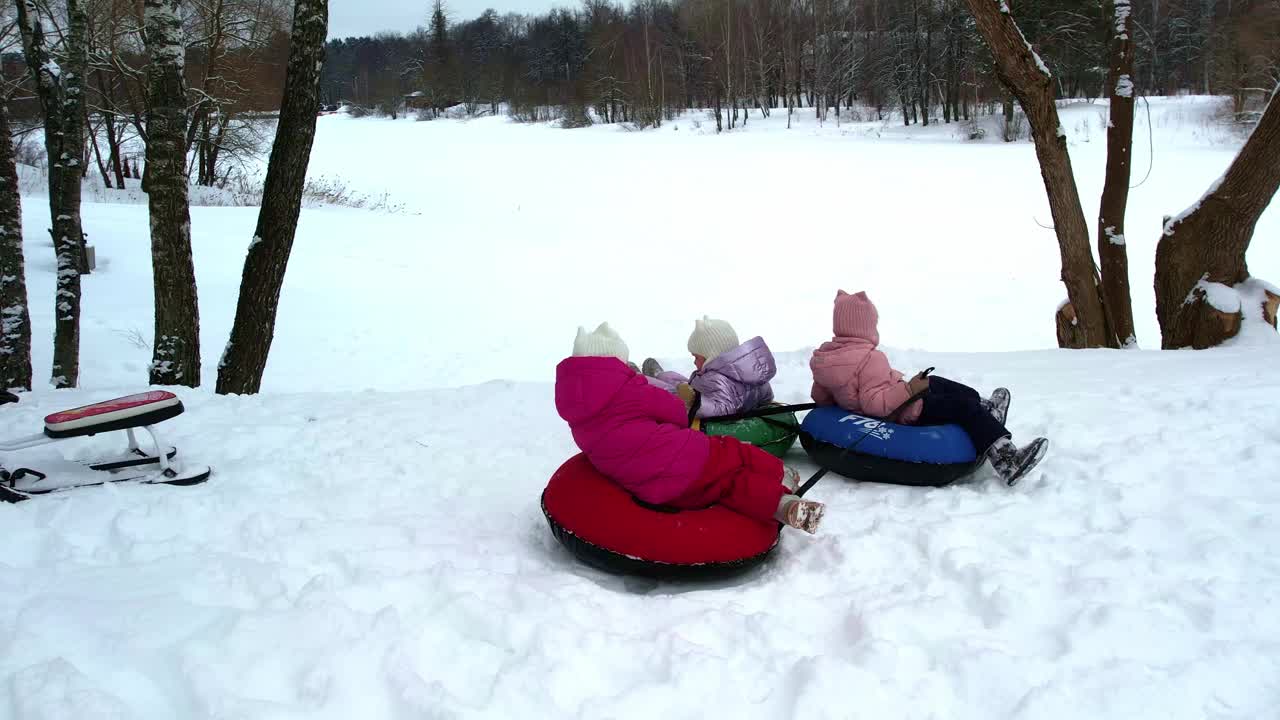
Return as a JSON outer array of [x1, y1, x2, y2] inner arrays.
[[832, 290, 880, 345], [809, 290, 921, 423]]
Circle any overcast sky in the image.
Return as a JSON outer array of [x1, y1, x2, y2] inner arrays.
[[330, 0, 569, 39]]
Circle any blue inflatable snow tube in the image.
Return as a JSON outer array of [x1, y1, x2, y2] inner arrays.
[[799, 406, 980, 487]]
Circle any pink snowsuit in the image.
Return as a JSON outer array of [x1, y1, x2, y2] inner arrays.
[[809, 290, 923, 423], [556, 356, 787, 523]]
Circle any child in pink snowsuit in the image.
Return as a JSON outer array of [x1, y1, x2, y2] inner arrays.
[[556, 323, 824, 533], [809, 291, 1048, 486]]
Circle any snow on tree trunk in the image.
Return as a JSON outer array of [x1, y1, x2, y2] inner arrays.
[[962, 0, 1110, 349], [17, 0, 87, 388], [144, 0, 201, 387], [0, 103, 33, 391], [1154, 87, 1280, 349], [1096, 0, 1138, 348], [215, 0, 327, 395]]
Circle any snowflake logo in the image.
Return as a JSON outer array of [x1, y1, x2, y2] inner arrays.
[[838, 414, 895, 442]]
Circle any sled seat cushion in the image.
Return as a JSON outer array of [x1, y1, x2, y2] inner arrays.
[[44, 391, 184, 439]]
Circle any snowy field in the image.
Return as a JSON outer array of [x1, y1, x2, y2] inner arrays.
[[3, 97, 1280, 718]]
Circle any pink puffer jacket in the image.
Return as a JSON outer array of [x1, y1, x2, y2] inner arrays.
[[555, 356, 710, 504], [809, 291, 922, 423]]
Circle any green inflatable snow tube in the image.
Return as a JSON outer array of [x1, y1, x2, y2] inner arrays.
[[701, 405, 800, 458]]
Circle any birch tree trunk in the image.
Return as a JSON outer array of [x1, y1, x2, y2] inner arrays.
[[17, 0, 88, 387], [143, 0, 201, 386], [0, 102, 33, 391]]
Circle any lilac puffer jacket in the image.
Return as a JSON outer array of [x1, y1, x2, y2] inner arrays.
[[689, 336, 777, 419]]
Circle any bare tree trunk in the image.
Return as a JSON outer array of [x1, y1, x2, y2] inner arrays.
[[17, 0, 87, 387], [1002, 94, 1015, 140], [1155, 88, 1280, 349], [87, 113, 113, 189], [0, 103, 33, 391], [1097, 0, 1137, 347], [216, 0, 327, 395], [963, 0, 1109, 348], [94, 73, 128, 188], [144, 0, 201, 386]]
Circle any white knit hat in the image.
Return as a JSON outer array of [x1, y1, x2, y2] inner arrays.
[[573, 322, 630, 362], [687, 316, 739, 363]]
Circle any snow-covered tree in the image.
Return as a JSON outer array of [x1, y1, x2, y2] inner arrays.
[[143, 0, 201, 387], [1097, 0, 1137, 347], [16, 0, 88, 388], [1154, 85, 1280, 348], [962, 0, 1109, 348], [0, 101, 32, 391]]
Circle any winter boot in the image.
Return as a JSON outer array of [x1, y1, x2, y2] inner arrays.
[[986, 436, 1048, 487], [642, 358, 664, 378], [984, 387, 1011, 425], [781, 466, 801, 493], [776, 496, 825, 534]]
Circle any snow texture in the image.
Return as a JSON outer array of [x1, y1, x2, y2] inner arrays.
[[1104, 225, 1126, 246], [2, 94, 1279, 718], [992, 0, 1049, 77], [1228, 277, 1280, 346], [1116, 75, 1135, 98], [4, 348, 1280, 718], [1187, 274, 1241, 313], [1165, 173, 1225, 235], [1030, 49, 1052, 77], [1114, 0, 1132, 39], [144, 0, 186, 71]]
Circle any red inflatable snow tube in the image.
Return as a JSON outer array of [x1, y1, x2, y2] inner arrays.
[[541, 454, 780, 579]]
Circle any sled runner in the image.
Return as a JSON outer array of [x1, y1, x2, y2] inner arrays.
[[0, 390, 211, 503]]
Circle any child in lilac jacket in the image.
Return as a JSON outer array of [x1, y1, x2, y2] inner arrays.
[[642, 317, 776, 419], [809, 290, 1049, 486]]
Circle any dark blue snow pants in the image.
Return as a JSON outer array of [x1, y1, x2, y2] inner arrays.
[[916, 376, 1010, 454]]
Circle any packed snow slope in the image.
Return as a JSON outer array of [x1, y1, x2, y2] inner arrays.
[[3, 96, 1280, 718], [3, 348, 1280, 719]]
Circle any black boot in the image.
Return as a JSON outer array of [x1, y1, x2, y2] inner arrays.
[[986, 436, 1048, 487]]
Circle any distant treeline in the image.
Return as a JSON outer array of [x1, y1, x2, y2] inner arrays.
[[322, 0, 1280, 128]]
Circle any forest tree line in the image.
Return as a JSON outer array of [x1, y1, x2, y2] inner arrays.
[[0, 0, 327, 393], [3, 0, 294, 188], [323, 0, 1280, 130]]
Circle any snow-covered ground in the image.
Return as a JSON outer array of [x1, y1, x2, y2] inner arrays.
[[3, 96, 1279, 718], [19, 95, 1276, 391]]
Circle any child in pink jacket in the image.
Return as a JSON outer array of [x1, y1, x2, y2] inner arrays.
[[810, 291, 1048, 486], [556, 323, 824, 533]]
